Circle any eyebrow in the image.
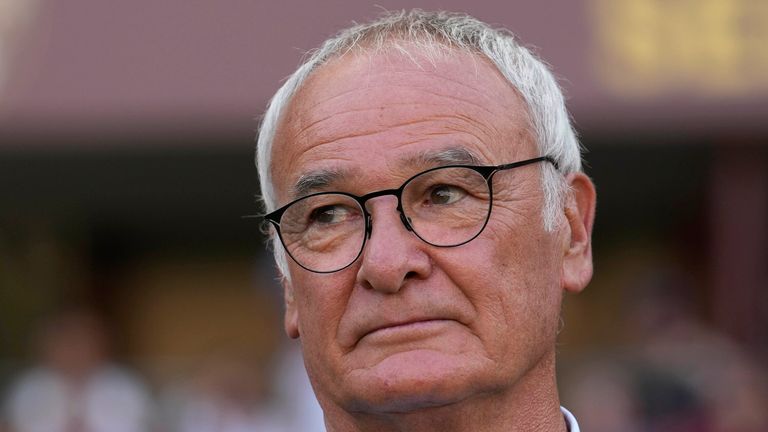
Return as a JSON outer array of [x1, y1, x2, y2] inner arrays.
[[403, 146, 481, 167], [292, 167, 351, 199], [290, 146, 481, 199]]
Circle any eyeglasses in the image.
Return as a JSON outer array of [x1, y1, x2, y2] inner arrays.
[[264, 156, 557, 273]]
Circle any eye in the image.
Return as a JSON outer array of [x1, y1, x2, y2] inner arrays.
[[308, 205, 354, 224], [428, 185, 467, 205]]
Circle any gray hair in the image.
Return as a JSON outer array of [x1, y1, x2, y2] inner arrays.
[[257, 9, 583, 278]]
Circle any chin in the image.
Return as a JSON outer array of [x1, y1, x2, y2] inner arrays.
[[341, 349, 497, 414]]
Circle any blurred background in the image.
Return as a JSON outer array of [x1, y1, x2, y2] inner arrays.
[[0, 0, 766, 431]]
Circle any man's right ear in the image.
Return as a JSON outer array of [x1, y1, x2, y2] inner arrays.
[[283, 278, 300, 339]]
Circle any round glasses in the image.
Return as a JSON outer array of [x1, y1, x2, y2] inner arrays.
[[264, 156, 556, 273]]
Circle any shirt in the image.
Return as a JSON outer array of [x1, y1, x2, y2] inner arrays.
[[561, 406, 580, 432]]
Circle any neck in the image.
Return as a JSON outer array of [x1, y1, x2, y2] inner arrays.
[[321, 350, 567, 432]]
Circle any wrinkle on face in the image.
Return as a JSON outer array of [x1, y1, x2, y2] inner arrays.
[[293, 102, 445, 142], [271, 51, 536, 206], [290, 100, 512, 165], [299, 114, 494, 151], [488, 167, 545, 226], [300, 53, 503, 110]]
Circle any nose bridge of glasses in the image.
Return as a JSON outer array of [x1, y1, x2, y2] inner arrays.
[[359, 188, 413, 238]]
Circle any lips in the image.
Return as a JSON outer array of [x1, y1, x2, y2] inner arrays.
[[367, 318, 445, 335], [349, 314, 462, 347], [337, 290, 473, 350]]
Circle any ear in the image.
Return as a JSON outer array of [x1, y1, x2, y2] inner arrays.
[[282, 278, 300, 339], [561, 172, 596, 293]]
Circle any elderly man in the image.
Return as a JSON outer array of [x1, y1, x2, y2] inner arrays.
[[257, 10, 595, 432]]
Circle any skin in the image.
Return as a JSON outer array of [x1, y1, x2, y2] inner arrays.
[[270, 46, 596, 432]]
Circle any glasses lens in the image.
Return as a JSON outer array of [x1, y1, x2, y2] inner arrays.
[[402, 166, 491, 246], [279, 193, 365, 272]]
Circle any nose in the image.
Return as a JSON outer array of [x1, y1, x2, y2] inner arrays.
[[356, 197, 432, 293]]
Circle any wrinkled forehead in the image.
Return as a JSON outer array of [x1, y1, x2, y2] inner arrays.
[[270, 46, 535, 202]]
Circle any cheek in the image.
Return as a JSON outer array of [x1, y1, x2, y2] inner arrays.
[[291, 269, 355, 367], [435, 216, 563, 354], [453, 207, 551, 287], [293, 271, 351, 334]]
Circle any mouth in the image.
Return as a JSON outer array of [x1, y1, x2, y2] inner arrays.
[[359, 318, 457, 344]]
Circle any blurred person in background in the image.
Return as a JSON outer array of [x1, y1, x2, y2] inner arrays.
[[624, 266, 768, 432], [257, 10, 595, 432], [269, 343, 325, 432], [2, 308, 153, 432], [174, 357, 282, 432], [163, 345, 324, 432], [563, 257, 768, 432]]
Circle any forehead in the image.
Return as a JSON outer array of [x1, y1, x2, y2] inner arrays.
[[270, 46, 535, 202]]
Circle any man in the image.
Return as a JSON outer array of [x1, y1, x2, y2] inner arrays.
[[3, 310, 152, 432], [257, 10, 595, 432]]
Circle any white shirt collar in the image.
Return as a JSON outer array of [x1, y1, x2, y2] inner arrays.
[[560, 407, 580, 432]]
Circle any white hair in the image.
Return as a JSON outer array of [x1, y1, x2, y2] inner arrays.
[[256, 9, 583, 278]]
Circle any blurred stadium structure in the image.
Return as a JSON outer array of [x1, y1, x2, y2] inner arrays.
[[0, 0, 766, 431]]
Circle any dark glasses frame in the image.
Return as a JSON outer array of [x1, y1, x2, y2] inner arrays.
[[264, 155, 558, 273]]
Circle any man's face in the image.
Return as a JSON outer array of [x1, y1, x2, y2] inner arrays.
[[270, 48, 584, 413]]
